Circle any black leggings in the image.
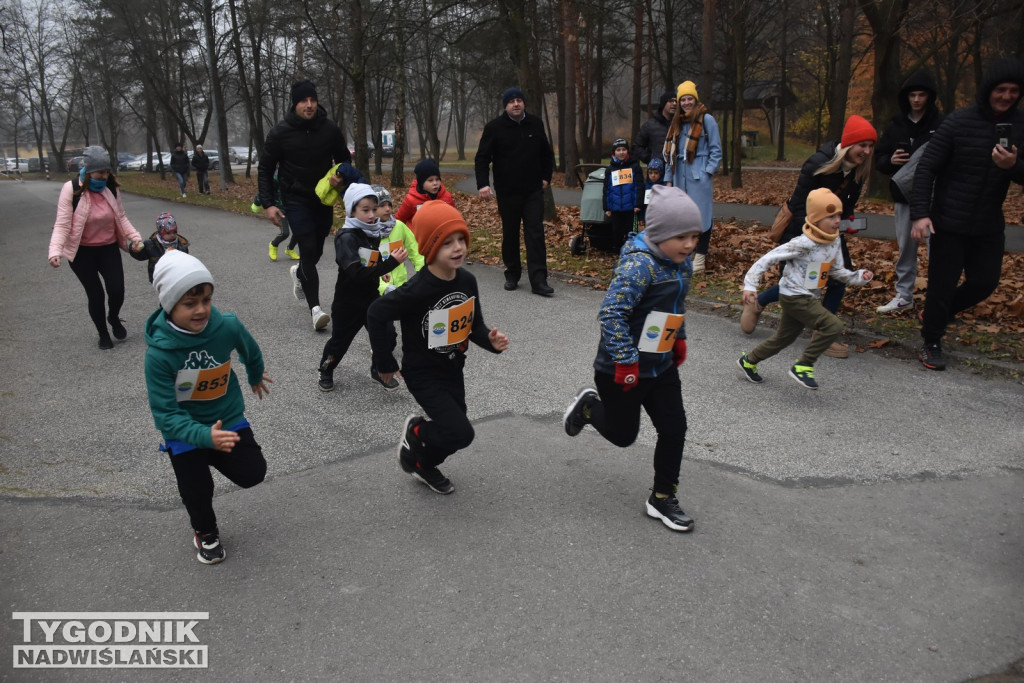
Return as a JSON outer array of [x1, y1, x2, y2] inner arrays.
[[922, 230, 1004, 344], [404, 367, 474, 468], [68, 243, 125, 338], [287, 203, 335, 310], [270, 215, 298, 250], [590, 368, 687, 495], [167, 427, 267, 534]]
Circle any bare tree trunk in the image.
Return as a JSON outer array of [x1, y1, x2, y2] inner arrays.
[[631, 1, 643, 144], [730, 12, 745, 189], [202, 0, 233, 187], [562, 0, 580, 188], [826, 0, 856, 140], [776, 0, 788, 161], [391, 1, 407, 187], [701, 0, 716, 106]]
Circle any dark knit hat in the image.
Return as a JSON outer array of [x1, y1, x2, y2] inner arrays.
[[82, 146, 112, 174], [612, 137, 629, 152], [647, 157, 665, 173], [502, 87, 525, 107], [290, 80, 318, 110], [413, 201, 470, 264], [977, 58, 1024, 110], [658, 91, 675, 113], [414, 158, 441, 192], [643, 185, 702, 244], [840, 115, 878, 147]]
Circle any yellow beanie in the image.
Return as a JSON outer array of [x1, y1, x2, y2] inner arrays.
[[676, 81, 698, 101]]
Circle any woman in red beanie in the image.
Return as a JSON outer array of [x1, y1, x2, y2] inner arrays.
[[739, 115, 877, 358]]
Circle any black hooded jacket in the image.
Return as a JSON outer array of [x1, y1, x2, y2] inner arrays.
[[910, 59, 1024, 235], [632, 92, 676, 164], [258, 107, 350, 209], [875, 70, 945, 202]]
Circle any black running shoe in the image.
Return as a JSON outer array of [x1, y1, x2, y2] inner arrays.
[[371, 367, 400, 391], [193, 531, 225, 564], [563, 387, 598, 436], [645, 491, 695, 532], [412, 464, 454, 494], [398, 414, 426, 473], [108, 316, 127, 340], [918, 342, 946, 371], [98, 335, 114, 350], [318, 371, 334, 392]]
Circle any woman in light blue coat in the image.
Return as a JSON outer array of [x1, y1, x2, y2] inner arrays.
[[663, 80, 722, 274]]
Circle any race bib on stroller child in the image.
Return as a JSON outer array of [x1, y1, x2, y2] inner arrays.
[[427, 297, 475, 349], [803, 261, 832, 289], [636, 312, 684, 353]]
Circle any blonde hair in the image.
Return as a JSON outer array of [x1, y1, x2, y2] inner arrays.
[[814, 144, 873, 184]]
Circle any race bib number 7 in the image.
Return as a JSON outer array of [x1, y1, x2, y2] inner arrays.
[[427, 298, 475, 349], [175, 361, 231, 402], [636, 312, 684, 353]]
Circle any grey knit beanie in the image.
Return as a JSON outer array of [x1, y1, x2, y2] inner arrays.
[[83, 146, 112, 174], [153, 249, 214, 313], [643, 185, 703, 244]]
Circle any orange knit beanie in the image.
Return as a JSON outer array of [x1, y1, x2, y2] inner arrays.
[[413, 201, 470, 264]]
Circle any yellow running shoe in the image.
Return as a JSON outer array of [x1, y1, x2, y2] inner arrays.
[[268, 243, 278, 261], [285, 248, 300, 260]]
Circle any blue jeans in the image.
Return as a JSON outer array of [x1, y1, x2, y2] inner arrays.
[[174, 172, 188, 194]]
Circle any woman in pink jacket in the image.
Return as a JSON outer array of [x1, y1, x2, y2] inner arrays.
[[48, 146, 145, 349]]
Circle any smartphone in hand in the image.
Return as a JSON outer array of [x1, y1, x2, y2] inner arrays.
[[996, 123, 1012, 150]]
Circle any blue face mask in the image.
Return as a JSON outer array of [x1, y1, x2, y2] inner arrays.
[[88, 177, 108, 193]]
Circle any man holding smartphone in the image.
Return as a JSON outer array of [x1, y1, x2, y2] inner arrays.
[[875, 71, 944, 314], [910, 58, 1024, 370]]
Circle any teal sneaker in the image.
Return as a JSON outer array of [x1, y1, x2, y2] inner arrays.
[[788, 364, 818, 389]]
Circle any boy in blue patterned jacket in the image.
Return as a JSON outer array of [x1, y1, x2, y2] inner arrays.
[[563, 185, 700, 532]]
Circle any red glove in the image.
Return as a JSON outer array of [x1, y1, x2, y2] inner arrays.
[[614, 363, 639, 392], [673, 338, 687, 367]]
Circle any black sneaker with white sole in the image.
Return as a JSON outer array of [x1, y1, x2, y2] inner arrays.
[[193, 531, 226, 564], [412, 464, 455, 494], [564, 387, 598, 436], [918, 342, 946, 371], [645, 491, 695, 532]]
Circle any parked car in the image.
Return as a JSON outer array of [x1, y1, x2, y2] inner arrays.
[[66, 156, 86, 172], [28, 157, 42, 172], [117, 153, 141, 171], [227, 146, 257, 164], [347, 142, 375, 158]]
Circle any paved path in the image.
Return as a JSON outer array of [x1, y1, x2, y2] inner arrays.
[[1, 180, 1022, 681]]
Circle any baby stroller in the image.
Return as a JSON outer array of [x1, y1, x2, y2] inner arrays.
[[570, 164, 621, 256]]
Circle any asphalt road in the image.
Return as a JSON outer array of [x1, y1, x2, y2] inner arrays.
[[1, 178, 1022, 681]]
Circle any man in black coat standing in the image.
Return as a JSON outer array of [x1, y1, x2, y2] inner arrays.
[[874, 70, 944, 314], [631, 92, 677, 165], [475, 87, 556, 296], [258, 80, 350, 331], [911, 58, 1024, 370]]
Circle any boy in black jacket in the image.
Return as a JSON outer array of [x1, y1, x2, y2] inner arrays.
[[874, 71, 944, 314], [366, 201, 509, 494], [318, 184, 407, 392]]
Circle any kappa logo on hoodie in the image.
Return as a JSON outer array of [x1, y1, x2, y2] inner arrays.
[[175, 351, 231, 402]]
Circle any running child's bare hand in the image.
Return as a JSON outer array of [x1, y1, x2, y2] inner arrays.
[[251, 374, 273, 399], [742, 290, 758, 306], [861, 270, 874, 282], [489, 327, 509, 351], [390, 247, 408, 264], [211, 420, 240, 453]]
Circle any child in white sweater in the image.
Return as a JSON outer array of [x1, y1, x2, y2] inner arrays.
[[738, 188, 873, 389]]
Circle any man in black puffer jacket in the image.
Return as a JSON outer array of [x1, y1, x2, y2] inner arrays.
[[258, 81, 350, 331], [631, 92, 676, 165], [875, 70, 944, 314], [911, 58, 1024, 371]]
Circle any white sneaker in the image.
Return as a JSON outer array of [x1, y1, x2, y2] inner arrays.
[[181, 193, 187, 198], [289, 264, 304, 300], [311, 305, 330, 330], [876, 296, 913, 313]]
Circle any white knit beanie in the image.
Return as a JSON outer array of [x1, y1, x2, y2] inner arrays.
[[152, 250, 214, 313], [343, 183, 378, 217]]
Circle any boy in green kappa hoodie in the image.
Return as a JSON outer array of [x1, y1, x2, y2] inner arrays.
[[144, 250, 272, 565]]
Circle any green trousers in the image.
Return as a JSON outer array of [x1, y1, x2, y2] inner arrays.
[[748, 294, 844, 366]]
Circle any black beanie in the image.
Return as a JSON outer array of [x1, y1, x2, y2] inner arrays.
[[977, 58, 1024, 109], [290, 80, 318, 110], [414, 158, 441, 193], [658, 91, 674, 112], [502, 87, 525, 107]]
